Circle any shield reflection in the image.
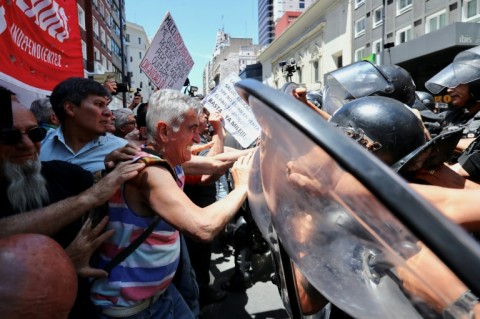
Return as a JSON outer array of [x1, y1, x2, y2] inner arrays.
[[236, 79, 480, 319]]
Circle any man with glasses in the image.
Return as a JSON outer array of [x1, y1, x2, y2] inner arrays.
[[40, 77, 129, 173]]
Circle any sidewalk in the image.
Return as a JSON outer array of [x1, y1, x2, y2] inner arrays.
[[200, 243, 289, 319]]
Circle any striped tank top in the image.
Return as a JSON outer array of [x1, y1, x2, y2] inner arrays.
[[91, 152, 185, 308]]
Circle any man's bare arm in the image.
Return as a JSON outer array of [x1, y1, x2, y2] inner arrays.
[[0, 161, 145, 239], [131, 152, 253, 242]]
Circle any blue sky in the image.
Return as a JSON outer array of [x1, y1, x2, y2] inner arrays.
[[125, 0, 259, 93]]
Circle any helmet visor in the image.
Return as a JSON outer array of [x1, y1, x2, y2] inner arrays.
[[425, 46, 480, 94], [323, 61, 393, 115]]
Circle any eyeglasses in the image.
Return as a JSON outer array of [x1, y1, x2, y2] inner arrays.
[[0, 127, 47, 145], [124, 121, 137, 126]]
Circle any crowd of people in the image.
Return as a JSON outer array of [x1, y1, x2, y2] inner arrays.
[[2, 43, 480, 319]]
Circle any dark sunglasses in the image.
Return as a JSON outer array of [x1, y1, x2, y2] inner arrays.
[[0, 127, 47, 145]]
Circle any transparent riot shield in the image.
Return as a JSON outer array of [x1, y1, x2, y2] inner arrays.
[[235, 79, 480, 319]]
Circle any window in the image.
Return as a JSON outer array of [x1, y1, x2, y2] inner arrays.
[[138, 37, 141, 45], [130, 56, 133, 62], [126, 34, 130, 42], [105, 12, 111, 27], [93, 18, 99, 37], [100, 27, 106, 45], [354, 47, 366, 62], [299, 3, 304, 9], [426, 10, 447, 33], [372, 39, 382, 64], [106, 37, 112, 55], [373, 6, 383, 28], [396, 25, 412, 45], [102, 54, 107, 69], [312, 60, 321, 83], [99, 2, 105, 17], [465, 0, 480, 20], [397, 0, 412, 15], [92, 0, 98, 7], [77, 5, 85, 30], [81, 40, 87, 60], [138, 52, 142, 59], [94, 48, 100, 61], [355, 17, 366, 37], [355, 0, 365, 9]]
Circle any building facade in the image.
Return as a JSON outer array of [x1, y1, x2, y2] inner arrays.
[[257, 0, 351, 91], [125, 21, 155, 104], [77, 0, 127, 106], [273, 0, 316, 22], [352, 0, 480, 97], [258, 0, 275, 47], [203, 29, 259, 95]]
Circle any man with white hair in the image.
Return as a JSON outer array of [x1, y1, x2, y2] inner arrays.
[[112, 107, 137, 138], [30, 97, 60, 131], [90, 89, 253, 319]]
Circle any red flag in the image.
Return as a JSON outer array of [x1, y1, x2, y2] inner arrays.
[[0, 0, 83, 106]]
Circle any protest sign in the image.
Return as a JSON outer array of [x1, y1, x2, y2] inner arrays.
[[203, 73, 261, 148], [0, 0, 83, 107], [139, 12, 194, 90]]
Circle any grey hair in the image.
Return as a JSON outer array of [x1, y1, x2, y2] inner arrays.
[[146, 89, 203, 144], [30, 98, 53, 123], [112, 108, 134, 130]]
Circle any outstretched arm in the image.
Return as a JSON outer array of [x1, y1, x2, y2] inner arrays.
[[0, 161, 145, 239], [130, 152, 254, 242]]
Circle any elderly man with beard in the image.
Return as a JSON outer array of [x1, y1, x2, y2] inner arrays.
[[0, 100, 146, 318]]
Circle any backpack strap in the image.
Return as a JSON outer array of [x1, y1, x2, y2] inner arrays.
[[102, 150, 176, 274]]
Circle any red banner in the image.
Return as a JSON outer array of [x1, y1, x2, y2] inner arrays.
[[0, 0, 83, 106]]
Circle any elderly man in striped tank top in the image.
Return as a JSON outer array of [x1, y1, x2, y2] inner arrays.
[[90, 89, 253, 319]]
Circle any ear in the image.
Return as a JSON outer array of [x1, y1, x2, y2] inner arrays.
[[64, 101, 76, 118], [156, 121, 168, 143], [49, 113, 60, 126]]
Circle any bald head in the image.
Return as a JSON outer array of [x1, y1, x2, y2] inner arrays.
[[0, 234, 77, 318]]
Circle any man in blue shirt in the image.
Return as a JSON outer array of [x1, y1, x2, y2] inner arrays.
[[40, 77, 128, 172]]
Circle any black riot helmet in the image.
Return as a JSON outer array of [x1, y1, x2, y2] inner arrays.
[[426, 45, 480, 104], [323, 61, 416, 115], [415, 91, 435, 111], [329, 96, 426, 166], [376, 64, 417, 107], [306, 90, 323, 109]]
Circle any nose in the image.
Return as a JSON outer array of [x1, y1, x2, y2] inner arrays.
[[18, 132, 36, 148], [104, 108, 113, 116], [193, 130, 201, 144]]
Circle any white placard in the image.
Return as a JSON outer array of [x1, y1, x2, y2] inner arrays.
[[203, 73, 261, 148], [139, 12, 194, 90]]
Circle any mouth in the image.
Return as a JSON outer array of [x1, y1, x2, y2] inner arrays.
[[12, 154, 36, 162]]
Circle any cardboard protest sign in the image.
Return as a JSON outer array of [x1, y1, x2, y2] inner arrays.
[[139, 12, 194, 90], [0, 0, 83, 107], [203, 73, 261, 148]]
